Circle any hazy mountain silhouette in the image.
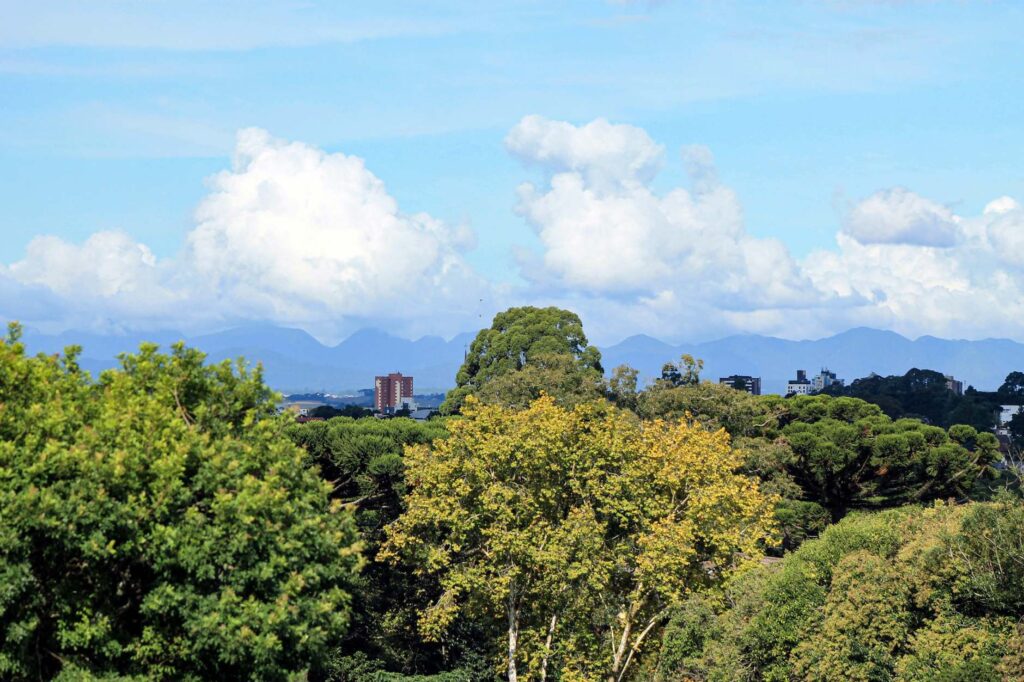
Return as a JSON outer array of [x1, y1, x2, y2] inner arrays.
[[17, 324, 1024, 394]]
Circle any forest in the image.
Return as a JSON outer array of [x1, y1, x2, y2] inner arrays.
[[0, 307, 1021, 681]]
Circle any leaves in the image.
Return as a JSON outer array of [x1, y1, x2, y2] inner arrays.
[[381, 395, 776, 680], [0, 338, 361, 680]]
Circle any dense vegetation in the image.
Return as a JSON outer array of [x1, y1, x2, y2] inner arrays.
[[1, 308, 1022, 680], [0, 326, 361, 680], [654, 500, 1024, 681], [821, 368, 1004, 431]]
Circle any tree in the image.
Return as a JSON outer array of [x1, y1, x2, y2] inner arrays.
[[655, 501, 1024, 682], [658, 355, 703, 388], [440, 307, 603, 414], [607, 364, 640, 412], [770, 395, 1000, 519], [311, 404, 374, 419], [379, 396, 776, 681], [473, 352, 606, 410], [637, 381, 777, 438], [285, 417, 466, 676], [998, 371, 1024, 398], [0, 326, 361, 680], [792, 550, 912, 680]]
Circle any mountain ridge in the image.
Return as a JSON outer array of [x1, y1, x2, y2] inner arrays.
[[17, 324, 1024, 395]]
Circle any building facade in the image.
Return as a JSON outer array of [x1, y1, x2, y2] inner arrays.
[[786, 370, 812, 396], [375, 372, 414, 413], [719, 375, 762, 395], [812, 368, 843, 392], [945, 375, 964, 396]]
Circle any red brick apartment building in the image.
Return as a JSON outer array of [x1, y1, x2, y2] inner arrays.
[[374, 372, 414, 412]]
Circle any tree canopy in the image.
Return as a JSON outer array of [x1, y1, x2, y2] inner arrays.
[[0, 326, 361, 680], [654, 499, 1024, 682], [380, 395, 776, 681], [823, 368, 999, 431], [441, 307, 603, 414]]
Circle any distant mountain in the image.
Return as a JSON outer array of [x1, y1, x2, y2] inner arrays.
[[602, 327, 1024, 394], [17, 324, 1024, 394], [19, 324, 474, 393]]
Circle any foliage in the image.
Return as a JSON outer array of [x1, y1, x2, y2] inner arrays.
[[380, 396, 776, 681], [287, 417, 485, 677], [441, 307, 603, 414], [637, 381, 777, 438], [654, 500, 1024, 681], [997, 371, 1024, 397], [658, 354, 704, 388], [311, 404, 375, 419], [606, 364, 640, 412], [763, 395, 1001, 519], [0, 326, 361, 680], [473, 352, 606, 410], [823, 368, 999, 431]]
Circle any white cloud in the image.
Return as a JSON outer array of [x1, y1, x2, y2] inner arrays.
[[508, 115, 819, 312], [841, 186, 960, 247], [506, 115, 664, 189], [7, 117, 1024, 346], [983, 196, 1024, 267], [186, 128, 479, 325], [3, 129, 487, 340], [507, 116, 1024, 343]]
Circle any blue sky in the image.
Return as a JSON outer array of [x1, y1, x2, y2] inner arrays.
[[3, 1, 1024, 343]]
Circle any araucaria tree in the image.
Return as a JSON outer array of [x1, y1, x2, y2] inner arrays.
[[380, 395, 776, 681], [0, 327, 362, 680]]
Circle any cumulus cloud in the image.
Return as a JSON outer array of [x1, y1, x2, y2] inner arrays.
[[982, 196, 1024, 267], [842, 187, 960, 247], [507, 115, 1024, 343], [3, 129, 487, 340], [8, 117, 1024, 345], [185, 128, 480, 326], [508, 115, 820, 315], [506, 115, 664, 189]]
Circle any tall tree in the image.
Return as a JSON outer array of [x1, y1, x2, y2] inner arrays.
[[380, 396, 776, 681], [441, 307, 603, 414], [0, 327, 361, 680]]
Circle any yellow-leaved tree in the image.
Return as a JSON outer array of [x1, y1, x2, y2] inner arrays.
[[379, 395, 776, 682]]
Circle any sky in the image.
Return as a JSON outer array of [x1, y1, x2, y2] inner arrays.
[[2, 0, 1024, 345]]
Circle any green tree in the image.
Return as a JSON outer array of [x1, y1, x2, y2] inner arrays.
[[380, 396, 776, 682], [998, 371, 1024, 397], [771, 396, 1000, 519], [792, 550, 912, 681], [473, 352, 605, 410], [606, 364, 640, 412], [0, 327, 361, 680], [658, 355, 703, 388], [286, 417, 469, 676], [654, 500, 1024, 682], [441, 307, 603, 414]]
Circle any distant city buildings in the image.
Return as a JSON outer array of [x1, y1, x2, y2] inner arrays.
[[812, 368, 843, 392], [720, 375, 761, 395], [786, 370, 813, 396], [375, 372, 415, 413], [945, 374, 964, 396], [783, 368, 844, 396]]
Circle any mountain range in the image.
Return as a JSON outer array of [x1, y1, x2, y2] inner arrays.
[[17, 325, 1024, 395]]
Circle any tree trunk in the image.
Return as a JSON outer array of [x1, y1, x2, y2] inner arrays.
[[608, 608, 632, 682], [507, 598, 519, 682], [539, 612, 558, 682]]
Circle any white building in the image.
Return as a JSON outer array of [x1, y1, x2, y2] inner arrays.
[[786, 370, 813, 396], [812, 368, 843, 392]]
